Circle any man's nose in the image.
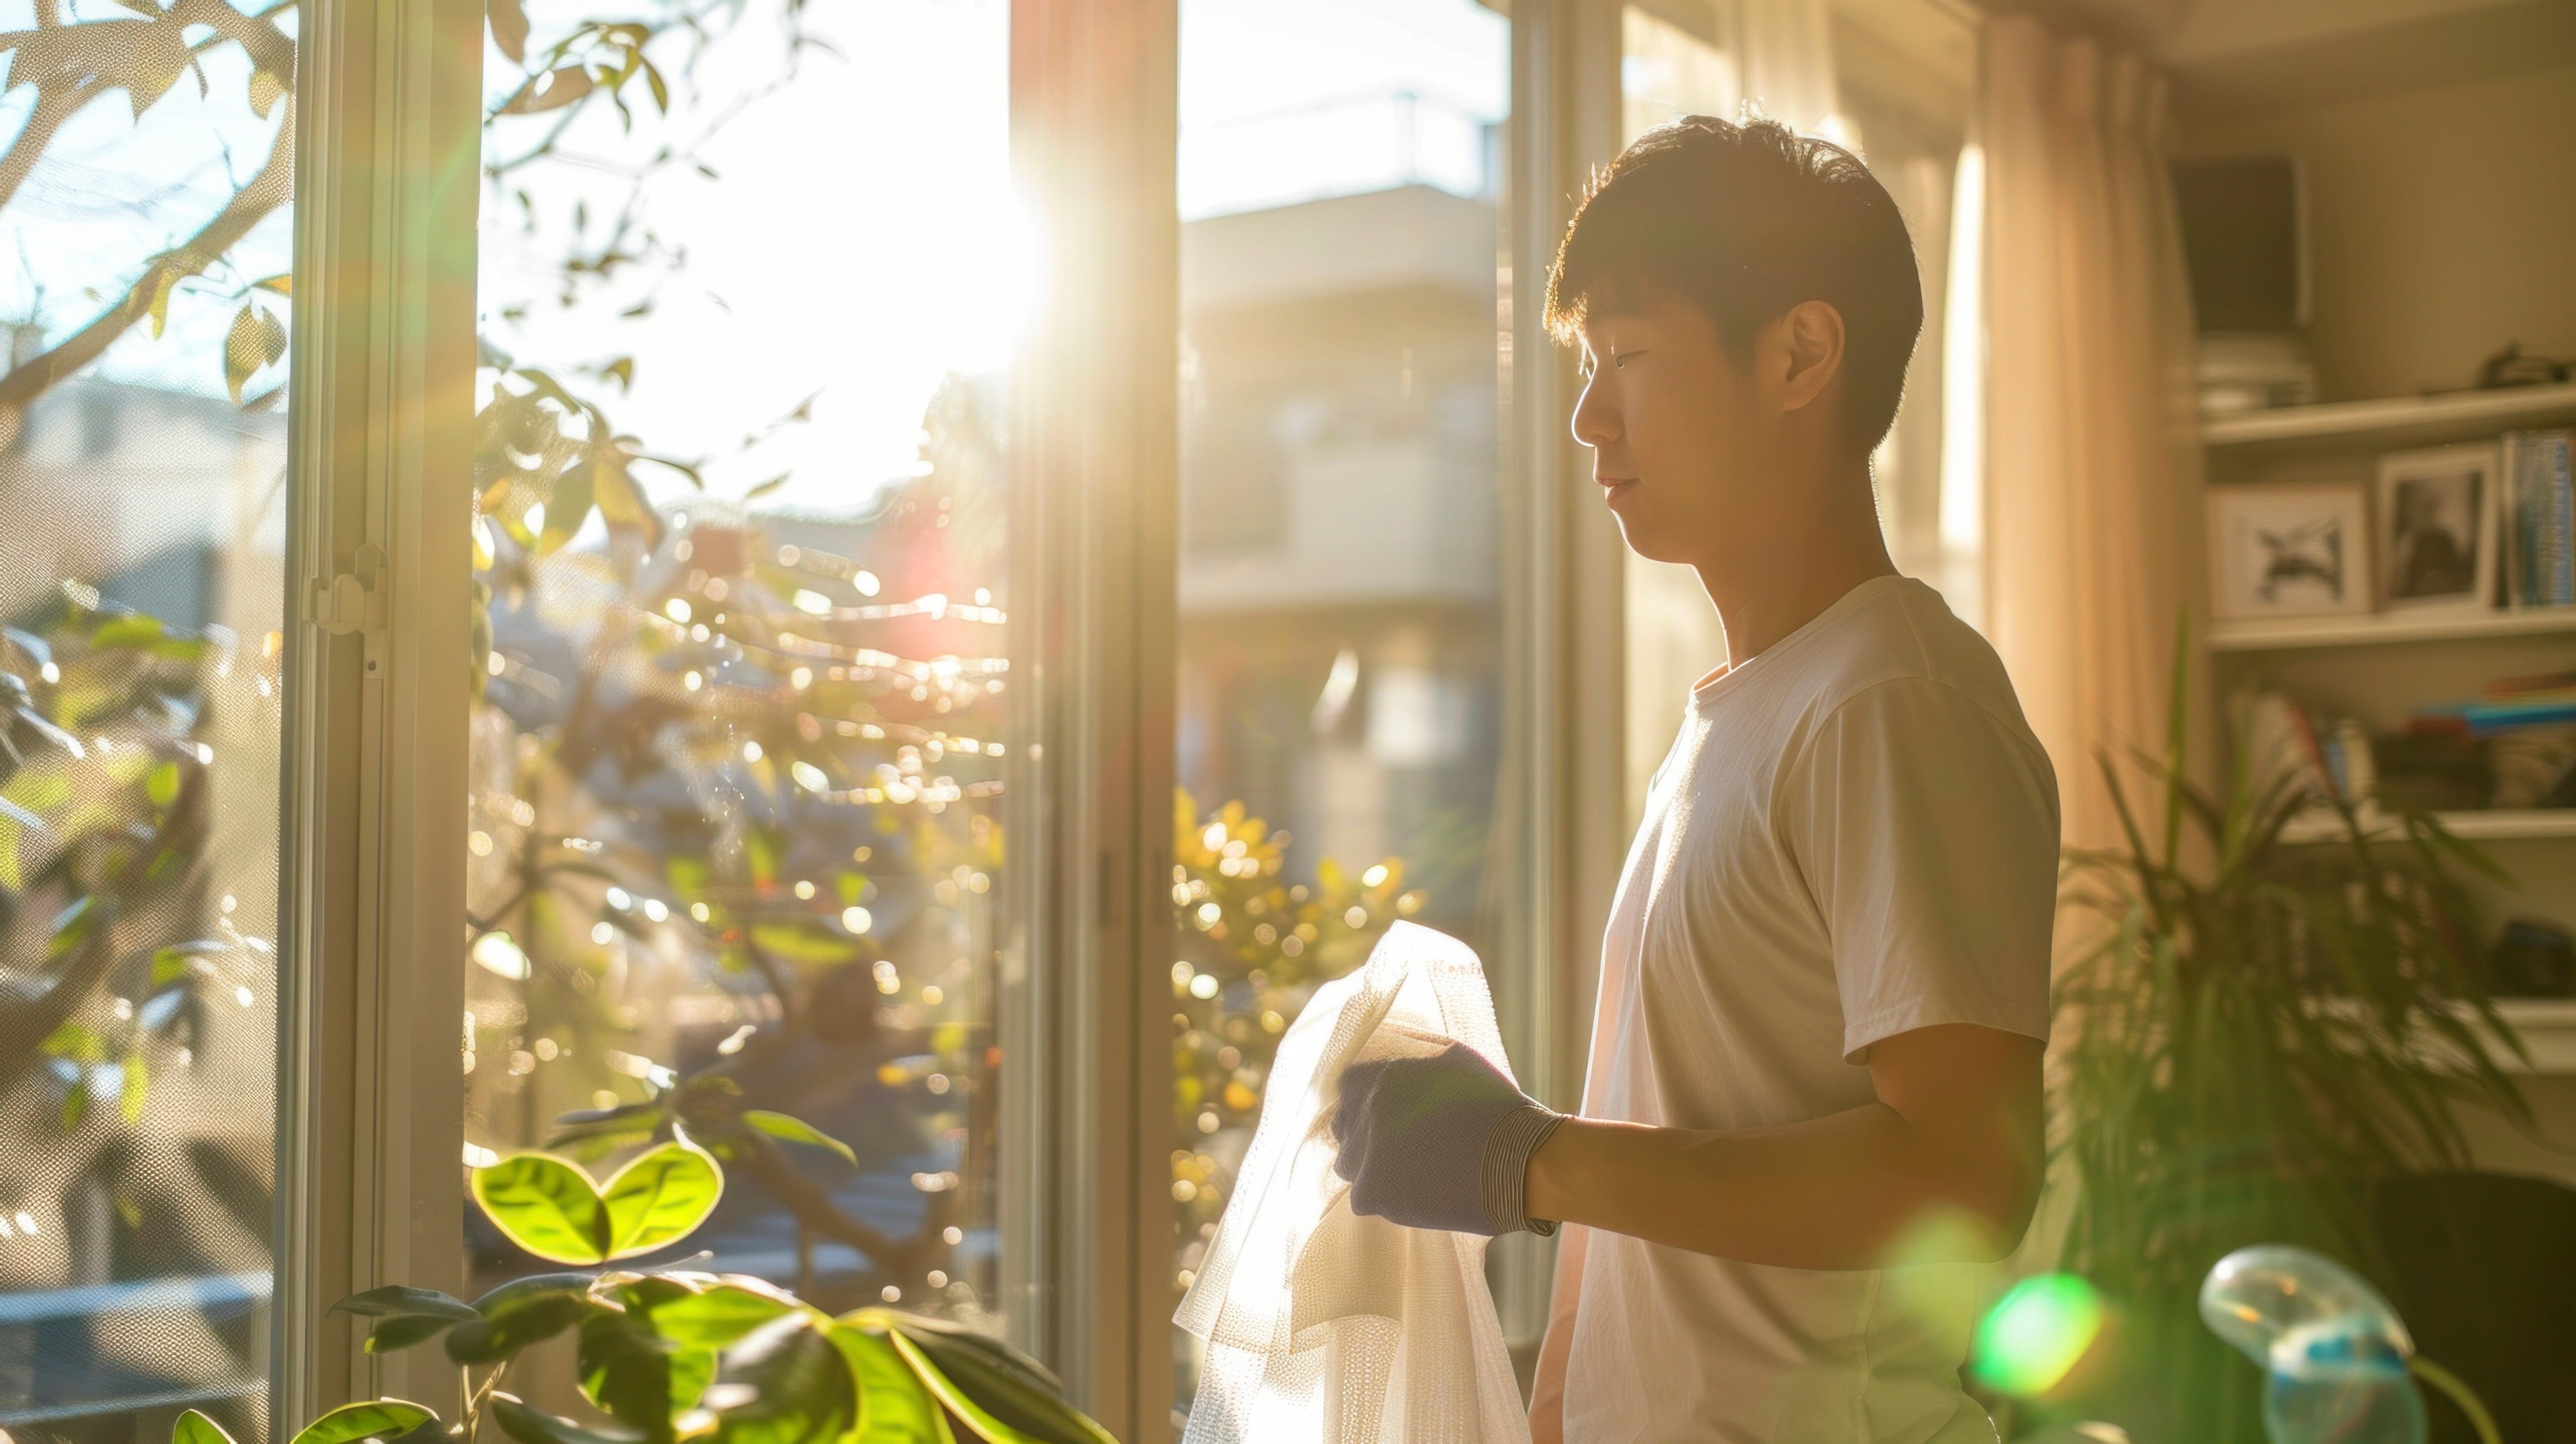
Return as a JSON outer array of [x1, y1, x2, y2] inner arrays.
[[1570, 375, 1618, 451]]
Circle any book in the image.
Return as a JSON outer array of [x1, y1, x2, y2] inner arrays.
[[2506, 429, 2575, 608]]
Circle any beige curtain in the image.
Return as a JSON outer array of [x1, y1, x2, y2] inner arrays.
[[1976, 14, 2206, 855]]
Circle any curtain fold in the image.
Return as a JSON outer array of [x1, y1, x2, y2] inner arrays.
[[1977, 14, 2206, 855]]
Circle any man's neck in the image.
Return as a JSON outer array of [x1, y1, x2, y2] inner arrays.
[[1692, 474, 1898, 665]]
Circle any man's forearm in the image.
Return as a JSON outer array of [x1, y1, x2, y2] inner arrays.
[[1522, 1104, 2028, 1271]]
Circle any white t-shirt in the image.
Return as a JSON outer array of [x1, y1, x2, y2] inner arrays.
[[1558, 575, 2059, 1444]]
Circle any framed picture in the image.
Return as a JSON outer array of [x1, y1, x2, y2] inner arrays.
[[2377, 443, 2501, 613], [2207, 484, 2373, 621]]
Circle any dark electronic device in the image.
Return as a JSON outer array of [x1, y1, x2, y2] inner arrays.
[[2173, 156, 2306, 333], [2487, 917, 2576, 998]]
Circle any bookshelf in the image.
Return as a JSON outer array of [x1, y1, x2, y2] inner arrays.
[[2204, 390, 2576, 1075], [2493, 1000, 2576, 1074], [2278, 808, 2576, 845], [2209, 606, 2576, 652], [2202, 380, 2576, 451]]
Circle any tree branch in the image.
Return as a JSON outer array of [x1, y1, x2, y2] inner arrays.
[[0, 80, 95, 218], [723, 1130, 949, 1281], [0, 94, 293, 444]]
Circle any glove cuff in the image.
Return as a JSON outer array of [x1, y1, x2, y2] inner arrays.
[[1479, 1102, 1568, 1237]]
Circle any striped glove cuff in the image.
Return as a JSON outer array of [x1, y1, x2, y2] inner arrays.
[[1478, 1102, 1568, 1237]]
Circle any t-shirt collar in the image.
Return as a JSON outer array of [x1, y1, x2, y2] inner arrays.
[[1688, 573, 1917, 710]]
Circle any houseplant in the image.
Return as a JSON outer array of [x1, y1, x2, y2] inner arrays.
[[173, 1133, 1116, 1444], [2051, 632, 2531, 1441]]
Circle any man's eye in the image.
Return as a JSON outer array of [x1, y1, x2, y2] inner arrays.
[[1613, 350, 1643, 369]]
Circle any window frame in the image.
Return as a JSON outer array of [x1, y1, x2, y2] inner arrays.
[[271, 2, 1620, 1439], [277, 0, 483, 1426]]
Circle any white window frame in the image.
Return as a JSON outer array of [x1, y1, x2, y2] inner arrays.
[[268, 5, 1623, 1441]]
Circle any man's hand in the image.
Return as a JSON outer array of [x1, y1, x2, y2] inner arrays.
[[1331, 1041, 1565, 1236]]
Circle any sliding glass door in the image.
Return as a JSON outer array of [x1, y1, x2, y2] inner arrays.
[[463, 0, 1027, 1332], [1171, 0, 1516, 1415], [0, 5, 298, 1439]]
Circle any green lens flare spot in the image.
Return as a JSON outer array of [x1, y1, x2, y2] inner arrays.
[[1971, 1274, 2105, 1398]]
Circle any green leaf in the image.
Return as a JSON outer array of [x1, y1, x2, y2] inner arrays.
[[472, 1153, 610, 1264], [364, 1314, 467, 1354], [490, 1394, 641, 1444], [577, 1310, 707, 1444], [708, 1317, 853, 1444], [898, 1327, 1113, 1444], [825, 1327, 947, 1444], [538, 462, 594, 556], [600, 1139, 722, 1259], [500, 65, 594, 116], [444, 1275, 598, 1365], [641, 1279, 795, 1350], [152, 940, 228, 987], [174, 1408, 237, 1444], [740, 1111, 855, 1166], [487, 0, 529, 64], [146, 759, 180, 807], [888, 1330, 1053, 1444], [288, 1399, 438, 1444], [222, 303, 285, 406], [119, 1052, 147, 1124], [334, 1284, 484, 1320], [333, 1285, 481, 1351], [147, 267, 180, 339]]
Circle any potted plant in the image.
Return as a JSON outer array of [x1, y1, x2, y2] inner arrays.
[[172, 1133, 1117, 1444], [2049, 634, 2530, 1442]]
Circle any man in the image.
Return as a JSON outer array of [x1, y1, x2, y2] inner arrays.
[[1329, 116, 2061, 1443]]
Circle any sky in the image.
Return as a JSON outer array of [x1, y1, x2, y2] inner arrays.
[[1, 0, 1507, 519]]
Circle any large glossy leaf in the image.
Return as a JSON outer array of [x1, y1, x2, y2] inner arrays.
[[490, 1394, 642, 1444], [707, 1315, 853, 1444], [333, 1285, 480, 1320], [644, 1279, 796, 1351], [288, 1399, 438, 1444], [888, 1330, 1059, 1444], [174, 1409, 238, 1444], [826, 1327, 948, 1444], [577, 1309, 711, 1444], [600, 1140, 722, 1259], [474, 1153, 610, 1264], [445, 1275, 599, 1365], [896, 1328, 1113, 1444], [365, 1314, 468, 1354]]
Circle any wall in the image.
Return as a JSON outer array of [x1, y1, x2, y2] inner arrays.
[[2177, 62, 2576, 404]]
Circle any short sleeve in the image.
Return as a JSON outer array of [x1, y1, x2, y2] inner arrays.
[[1783, 677, 2060, 1062]]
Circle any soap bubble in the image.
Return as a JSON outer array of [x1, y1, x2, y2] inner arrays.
[[2199, 1246, 2427, 1444]]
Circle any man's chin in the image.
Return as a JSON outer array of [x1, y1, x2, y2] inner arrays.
[[1611, 507, 1689, 565]]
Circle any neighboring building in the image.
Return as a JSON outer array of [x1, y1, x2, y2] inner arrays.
[[1177, 180, 1504, 931]]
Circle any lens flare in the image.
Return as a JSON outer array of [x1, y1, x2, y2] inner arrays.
[[1971, 1274, 2105, 1399]]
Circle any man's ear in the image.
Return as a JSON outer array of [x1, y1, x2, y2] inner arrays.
[[1776, 300, 1846, 415]]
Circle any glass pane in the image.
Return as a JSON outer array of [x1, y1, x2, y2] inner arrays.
[[466, 0, 1021, 1340], [1172, 0, 1511, 1414], [1616, 0, 1973, 820], [0, 5, 297, 1442]]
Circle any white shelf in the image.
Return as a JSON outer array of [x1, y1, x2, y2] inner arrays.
[[2476, 1000, 2576, 1075], [2279, 808, 2576, 844], [2208, 606, 2576, 651], [2202, 382, 2576, 448], [2326, 999, 2576, 1075]]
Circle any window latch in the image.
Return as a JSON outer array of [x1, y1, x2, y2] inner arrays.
[[305, 543, 386, 636]]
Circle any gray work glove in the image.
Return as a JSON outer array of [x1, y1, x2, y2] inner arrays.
[[1329, 1041, 1567, 1237]]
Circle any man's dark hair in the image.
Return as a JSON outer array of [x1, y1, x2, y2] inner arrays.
[[1545, 115, 1924, 457]]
